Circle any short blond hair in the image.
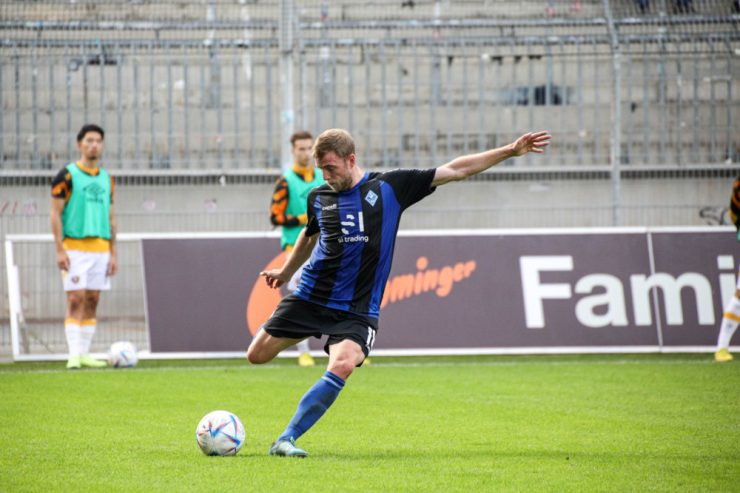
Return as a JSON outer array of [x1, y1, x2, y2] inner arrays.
[[313, 128, 355, 161]]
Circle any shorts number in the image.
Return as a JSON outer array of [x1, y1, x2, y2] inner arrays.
[[366, 327, 376, 350]]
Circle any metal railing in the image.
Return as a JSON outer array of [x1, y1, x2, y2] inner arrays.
[[0, 0, 736, 172]]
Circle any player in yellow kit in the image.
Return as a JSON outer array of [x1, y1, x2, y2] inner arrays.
[[715, 176, 740, 363]]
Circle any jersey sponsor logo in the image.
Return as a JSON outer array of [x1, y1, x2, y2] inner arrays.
[[322, 203, 338, 211], [380, 256, 477, 309], [364, 190, 378, 207], [340, 212, 362, 235], [339, 212, 369, 243], [338, 234, 369, 244]]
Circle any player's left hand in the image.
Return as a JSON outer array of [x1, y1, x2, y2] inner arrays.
[[260, 268, 291, 289], [107, 254, 118, 277], [511, 131, 551, 156]]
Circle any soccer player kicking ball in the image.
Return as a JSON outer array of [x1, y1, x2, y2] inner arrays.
[[715, 175, 740, 363], [247, 128, 550, 457]]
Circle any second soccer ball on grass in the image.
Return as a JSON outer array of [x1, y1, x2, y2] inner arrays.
[[108, 341, 138, 368]]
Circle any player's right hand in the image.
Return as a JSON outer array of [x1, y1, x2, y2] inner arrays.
[[260, 268, 290, 289], [56, 250, 70, 271]]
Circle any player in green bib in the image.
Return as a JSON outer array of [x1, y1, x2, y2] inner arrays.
[[61, 162, 112, 240], [50, 124, 118, 369], [715, 175, 740, 362], [270, 131, 325, 366]]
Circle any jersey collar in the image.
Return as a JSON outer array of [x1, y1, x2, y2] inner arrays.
[[292, 163, 315, 182], [76, 161, 101, 176], [340, 172, 369, 194]]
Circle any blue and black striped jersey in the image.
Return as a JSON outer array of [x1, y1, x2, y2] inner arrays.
[[294, 168, 436, 320]]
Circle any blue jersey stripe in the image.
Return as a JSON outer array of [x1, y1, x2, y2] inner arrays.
[[294, 194, 326, 297], [327, 188, 366, 311], [368, 181, 401, 316]]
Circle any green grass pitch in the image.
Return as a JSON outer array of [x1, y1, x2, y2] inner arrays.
[[1, 354, 738, 492]]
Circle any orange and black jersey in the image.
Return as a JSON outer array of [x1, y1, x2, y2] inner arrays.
[[269, 166, 315, 227], [730, 176, 740, 231], [51, 163, 115, 204]]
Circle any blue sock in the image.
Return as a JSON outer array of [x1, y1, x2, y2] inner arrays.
[[278, 371, 345, 442]]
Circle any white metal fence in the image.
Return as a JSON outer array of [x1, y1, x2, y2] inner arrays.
[[1, 0, 737, 170]]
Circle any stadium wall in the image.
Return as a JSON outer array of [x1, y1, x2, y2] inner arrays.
[[5, 227, 737, 360], [0, 172, 732, 358], [0, 172, 732, 236]]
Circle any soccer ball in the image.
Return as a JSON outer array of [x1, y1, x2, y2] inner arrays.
[[195, 410, 246, 456], [108, 341, 138, 368]]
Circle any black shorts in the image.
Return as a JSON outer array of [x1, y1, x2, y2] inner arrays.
[[262, 294, 378, 362]]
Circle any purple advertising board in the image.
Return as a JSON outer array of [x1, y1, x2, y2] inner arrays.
[[142, 237, 279, 352], [141, 228, 738, 354]]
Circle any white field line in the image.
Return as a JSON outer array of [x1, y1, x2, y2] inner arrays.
[[0, 357, 718, 375]]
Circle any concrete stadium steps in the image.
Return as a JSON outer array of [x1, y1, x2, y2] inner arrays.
[[2, 0, 735, 24], [610, 0, 739, 17], [2, 1, 605, 23], [2, 1, 734, 42]]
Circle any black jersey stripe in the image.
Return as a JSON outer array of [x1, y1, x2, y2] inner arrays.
[[349, 180, 385, 314], [296, 192, 342, 303], [367, 180, 402, 315]]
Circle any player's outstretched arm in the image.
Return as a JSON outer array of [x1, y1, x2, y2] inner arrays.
[[431, 131, 550, 187], [260, 229, 318, 289]]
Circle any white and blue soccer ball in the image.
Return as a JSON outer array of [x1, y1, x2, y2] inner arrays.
[[196, 410, 246, 456], [108, 341, 138, 368]]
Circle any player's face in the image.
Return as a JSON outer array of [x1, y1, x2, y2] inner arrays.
[[77, 132, 104, 161], [317, 151, 354, 192], [292, 138, 313, 168]]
